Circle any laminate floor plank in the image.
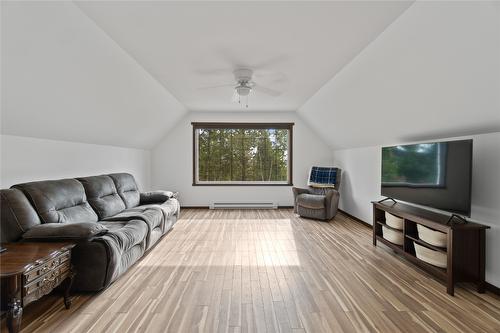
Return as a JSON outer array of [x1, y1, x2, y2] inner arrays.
[[4, 209, 500, 333]]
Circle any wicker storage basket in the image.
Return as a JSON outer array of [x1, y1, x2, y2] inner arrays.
[[382, 225, 404, 245], [414, 242, 447, 268], [385, 213, 404, 230], [417, 224, 447, 248]]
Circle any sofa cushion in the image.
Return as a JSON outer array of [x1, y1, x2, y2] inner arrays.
[[98, 220, 147, 253], [23, 222, 108, 240], [108, 173, 140, 208], [149, 227, 164, 248], [136, 198, 180, 220], [103, 206, 166, 249], [297, 193, 325, 209], [0, 189, 41, 242], [104, 207, 163, 230], [13, 179, 98, 224], [95, 219, 147, 286], [77, 175, 126, 219]]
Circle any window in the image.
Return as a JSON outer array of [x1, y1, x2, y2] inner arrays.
[[192, 122, 293, 185]]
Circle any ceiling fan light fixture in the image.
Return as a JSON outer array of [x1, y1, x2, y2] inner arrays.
[[236, 85, 251, 96], [199, 67, 281, 109]]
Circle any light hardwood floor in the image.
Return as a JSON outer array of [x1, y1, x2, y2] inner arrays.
[[8, 209, 500, 332]]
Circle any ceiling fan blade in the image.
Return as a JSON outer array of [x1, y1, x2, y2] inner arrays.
[[251, 55, 289, 69], [253, 84, 282, 97], [197, 83, 235, 90], [254, 71, 288, 84]]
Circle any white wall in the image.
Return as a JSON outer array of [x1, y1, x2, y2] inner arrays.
[[0, 135, 151, 190], [333, 132, 500, 287], [151, 111, 333, 206], [1, 1, 185, 149], [298, 1, 500, 150]]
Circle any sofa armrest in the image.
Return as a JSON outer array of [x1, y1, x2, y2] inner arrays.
[[140, 190, 178, 205], [22, 222, 108, 241]]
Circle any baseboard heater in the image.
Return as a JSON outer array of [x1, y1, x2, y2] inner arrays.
[[210, 202, 278, 209]]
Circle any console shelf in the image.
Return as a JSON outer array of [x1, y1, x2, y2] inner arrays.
[[375, 220, 402, 233], [372, 201, 489, 296], [405, 234, 447, 254]]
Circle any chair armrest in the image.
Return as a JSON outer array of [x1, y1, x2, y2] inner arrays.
[[292, 187, 310, 196], [22, 222, 108, 241], [140, 190, 178, 205], [292, 187, 311, 213], [324, 189, 340, 220]]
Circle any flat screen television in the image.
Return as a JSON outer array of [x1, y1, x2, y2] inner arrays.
[[381, 139, 473, 216]]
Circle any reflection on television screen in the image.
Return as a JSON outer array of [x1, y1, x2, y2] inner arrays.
[[382, 143, 447, 188], [380, 139, 472, 216]]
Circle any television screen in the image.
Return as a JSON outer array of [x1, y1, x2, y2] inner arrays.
[[381, 139, 472, 216]]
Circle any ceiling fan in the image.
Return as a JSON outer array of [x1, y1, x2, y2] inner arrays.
[[198, 68, 282, 108]]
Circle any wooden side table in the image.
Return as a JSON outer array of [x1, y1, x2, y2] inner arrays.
[[0, 242, 76, 333]]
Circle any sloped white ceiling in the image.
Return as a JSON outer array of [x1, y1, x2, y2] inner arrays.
[[75, 1, 412, 112], [3, 1, 497, 151], [299, 1, 500, 150], [1, 1, 186, 149]]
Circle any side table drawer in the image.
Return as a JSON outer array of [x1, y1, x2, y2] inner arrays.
[[23, 250, 71, 284], [23, 262, 71, 305], [1, 242, 76, 333]]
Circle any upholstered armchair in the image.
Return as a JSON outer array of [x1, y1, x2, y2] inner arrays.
[[292, 167, 342, 221]]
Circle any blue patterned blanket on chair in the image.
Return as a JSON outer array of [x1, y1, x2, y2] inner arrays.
[[308, 167, 337, 188]]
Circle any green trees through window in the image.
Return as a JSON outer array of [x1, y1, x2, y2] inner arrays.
[[193, 123, 293, 185]]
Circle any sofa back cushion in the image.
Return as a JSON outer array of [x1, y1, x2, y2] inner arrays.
[[108, 173, 140, 208], [13, 179, 98, 224], [77, 175, 126, 219], [0, 189, 42, 242]]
